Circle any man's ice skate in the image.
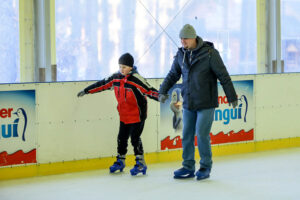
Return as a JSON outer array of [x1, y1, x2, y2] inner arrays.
[[173, 167, 195, 179], [109, 155, 125, 173], [130, 156, 147, 176], [195, 168, 211, 180]]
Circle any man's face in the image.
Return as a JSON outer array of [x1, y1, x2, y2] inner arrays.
[[181, 38, 197, 50], [119, 64, 132, 75]]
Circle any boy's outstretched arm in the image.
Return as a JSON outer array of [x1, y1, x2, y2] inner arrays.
[[147, 86, 159, 102], [77, 73, 116, 98], [131, 74, 159, 101]]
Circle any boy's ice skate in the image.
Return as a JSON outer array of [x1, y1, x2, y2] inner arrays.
[[130, 156, 147, 176], [109, 155, 125, 173]]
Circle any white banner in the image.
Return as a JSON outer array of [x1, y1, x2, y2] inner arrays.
[[160, 80, 254, 150], [0, 90, 36, 167]]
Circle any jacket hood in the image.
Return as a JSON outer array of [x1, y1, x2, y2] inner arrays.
[[194, 36, 204, 50], [180, 36, 211, 66], [118, 65, 138, 76], [130, 66, 138, 74], [194, 37, 216, 50]]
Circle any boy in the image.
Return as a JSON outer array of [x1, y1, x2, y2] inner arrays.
[[77, 53, 159, 176]]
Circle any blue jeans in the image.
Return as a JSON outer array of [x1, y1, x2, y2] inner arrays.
[[181, 108, 215, 171]]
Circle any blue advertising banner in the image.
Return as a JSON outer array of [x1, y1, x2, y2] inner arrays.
[[0, 90, 36, 166]]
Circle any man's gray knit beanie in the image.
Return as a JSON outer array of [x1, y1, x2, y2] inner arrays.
[[179, 24, 197, 39]]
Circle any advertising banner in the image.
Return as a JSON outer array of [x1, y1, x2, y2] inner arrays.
[[160, 80, 254, 150], [0, 90, 36, 167]]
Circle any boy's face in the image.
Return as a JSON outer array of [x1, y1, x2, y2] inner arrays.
[[119, 64, 132, 76]]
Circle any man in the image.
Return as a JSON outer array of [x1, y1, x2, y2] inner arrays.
[[159, 24, 238, 180]]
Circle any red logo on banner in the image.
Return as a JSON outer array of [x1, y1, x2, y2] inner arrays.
[[160, 129, 254, 150], [0, 149, 37, 166]]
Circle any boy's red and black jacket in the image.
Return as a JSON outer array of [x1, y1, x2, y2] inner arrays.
[[83, 68, 159, 124]]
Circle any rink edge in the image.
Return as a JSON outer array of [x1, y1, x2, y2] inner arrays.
[[1, 137, 300, 181]]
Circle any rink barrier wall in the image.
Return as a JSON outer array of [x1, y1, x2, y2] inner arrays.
[[1, 73, 300, 180], [1, 137, 300, 180]]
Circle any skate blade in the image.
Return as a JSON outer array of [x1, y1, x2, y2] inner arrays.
[[173, 174, 195, 179]]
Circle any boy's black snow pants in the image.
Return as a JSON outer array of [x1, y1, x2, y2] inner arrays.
[[117, 120, 145, 156]]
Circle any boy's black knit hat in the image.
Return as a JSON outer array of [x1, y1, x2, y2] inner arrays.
[[118, 53, 134, 67]]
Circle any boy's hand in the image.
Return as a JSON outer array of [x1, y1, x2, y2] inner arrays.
[[158, 94, 169, 103], [77, 90, 86, 97]]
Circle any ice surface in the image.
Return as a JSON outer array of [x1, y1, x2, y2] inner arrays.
[[0, 147, 300, 200]]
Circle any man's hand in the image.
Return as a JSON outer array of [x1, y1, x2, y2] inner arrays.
[[77, 90, 86, 98], [229, 100, 238, 108], [158, 94, 169, 103]]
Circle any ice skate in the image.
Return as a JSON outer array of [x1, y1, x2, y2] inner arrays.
[[195, 168, 211, 180], [130, 155, 147, 176], [173, 167, 195, 179], [109, 155, 125, 173]]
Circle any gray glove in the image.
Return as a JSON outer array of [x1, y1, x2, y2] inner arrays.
[[77, 90, 86, 97], [229, 100, 238, 108], [158, 94, 169, 103]]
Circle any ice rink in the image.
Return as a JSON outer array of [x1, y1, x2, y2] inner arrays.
[[0, 147, 299, 200]]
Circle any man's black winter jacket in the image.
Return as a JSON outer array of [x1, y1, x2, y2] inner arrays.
[[159, 36, 237, 110]]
